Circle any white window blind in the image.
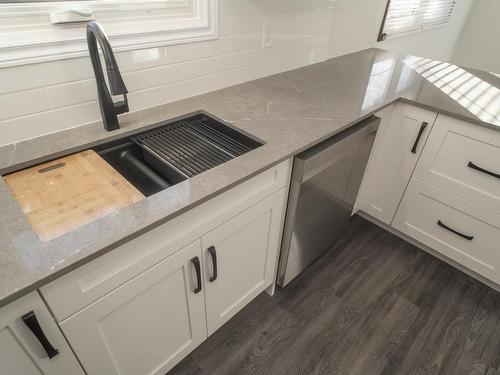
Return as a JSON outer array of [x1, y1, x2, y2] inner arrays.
[[378, 0, 456, 41]]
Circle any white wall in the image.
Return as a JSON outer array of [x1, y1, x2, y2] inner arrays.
[[328, 0, 474, 61], [452, 0, 500, 74], [0, 0, 335, 146]]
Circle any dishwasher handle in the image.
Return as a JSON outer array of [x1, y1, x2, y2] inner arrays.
[[296, 116, 380, 183]]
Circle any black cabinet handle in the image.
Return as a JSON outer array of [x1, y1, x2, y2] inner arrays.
[[21, 311, 59, 359], [437, 220, 474, 241], [468, 162, 500, 180], [208, 246, 218, 282], [411, 122, 428, 154], [191, 257, 202, 294]]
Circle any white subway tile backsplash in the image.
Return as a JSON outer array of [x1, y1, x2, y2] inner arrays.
[[116, 48, 166, 72], [244, 39, 315, 66], [315, 36, 330, 51], [272, 22, 331, 46], [0, 0, 335, 144], [268, 8, 334, 27], [246, 14, 265, 33], [165, 39, 222, 64], [0, 57, 93, 95], [129, 62, 197, 91], [127, 85, 171, 112], [0, 89, 50, 120], [195, 52, 248, 77], [46, 80, 97, 108], [264, 52, 316, 77], [220, 33, 262, 54], [219, 16, 247, 36], [0, 102, 100, 146], [313, 49, 329, 63], [220, 0, 260, 17]]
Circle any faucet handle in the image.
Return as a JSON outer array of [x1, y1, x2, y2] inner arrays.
[[114, 93, 129, 115]]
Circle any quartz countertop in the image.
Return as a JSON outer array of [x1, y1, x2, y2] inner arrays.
[[1, 48, 499, 307]]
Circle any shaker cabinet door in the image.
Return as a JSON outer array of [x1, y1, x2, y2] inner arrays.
[[355, 103, 437, 224], [60, 240, 207, 375], [202, 189, 287, 335]]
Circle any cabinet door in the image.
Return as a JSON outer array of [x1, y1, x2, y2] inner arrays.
[[0, 292, 84, 375], [202, 189, 287, 335], [355, 103, 437, 224], [60, 240, 207, 375]]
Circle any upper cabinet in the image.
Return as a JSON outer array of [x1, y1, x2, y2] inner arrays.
[[413, 114, 500, 215], [0, 292, 84, 375], [355, 103, 438, 224]]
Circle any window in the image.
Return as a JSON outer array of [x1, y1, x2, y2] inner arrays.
[[0, 0, 217, 67], [378, 0, 456, 41]]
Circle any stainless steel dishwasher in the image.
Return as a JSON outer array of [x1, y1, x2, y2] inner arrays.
[[277, 115, 380, 287]]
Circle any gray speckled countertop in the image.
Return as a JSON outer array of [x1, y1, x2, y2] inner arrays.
[[1, 48, 499, 307]]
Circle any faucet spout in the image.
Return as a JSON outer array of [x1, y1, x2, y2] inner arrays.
[[86, 21, 129, 131]]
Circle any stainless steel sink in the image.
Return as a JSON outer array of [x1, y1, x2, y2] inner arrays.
[[94, 112, 264, 196]]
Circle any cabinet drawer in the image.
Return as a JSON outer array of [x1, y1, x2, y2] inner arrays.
[[393, 178, 500, 284], [41, 159, 291, 322], [414, 114, 500, 214]]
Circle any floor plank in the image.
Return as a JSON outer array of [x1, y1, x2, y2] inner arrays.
[[168, 217, 500, 375]]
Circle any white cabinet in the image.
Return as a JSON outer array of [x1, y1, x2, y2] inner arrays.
[[41, 159, 291, 323], [202, 188, 287, 335], [355, 103, 437, 224], [393, 178, 500, 284], [0, 292, 84, 375], [60, 240, 207, 375], [392, 114, 500, 286], [413, 114, 500, 215], [59, 190, 287, 374], [46, 159, 290, 375]]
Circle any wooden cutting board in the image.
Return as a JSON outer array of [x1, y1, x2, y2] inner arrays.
[[4, 150, 144, 242]]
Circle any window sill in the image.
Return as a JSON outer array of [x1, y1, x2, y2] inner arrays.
[[377, 22, 449, 43]]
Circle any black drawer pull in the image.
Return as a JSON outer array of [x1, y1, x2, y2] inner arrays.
[[411, 122, 428, 154], [21, 311, 59, 359], [437, 220, 474, 241], [468, 162, 500, 180], [208, 246, 218, 282], [191, 257, 202, 294]]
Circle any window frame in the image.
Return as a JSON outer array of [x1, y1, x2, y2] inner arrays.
[[377, 0, 455, 42], [0, 0, 217, 67]]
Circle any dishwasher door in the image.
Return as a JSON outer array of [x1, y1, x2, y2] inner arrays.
[[277, 116, 380, 287]]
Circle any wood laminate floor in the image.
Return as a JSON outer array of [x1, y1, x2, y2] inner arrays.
[[169, 216, 500, 375]]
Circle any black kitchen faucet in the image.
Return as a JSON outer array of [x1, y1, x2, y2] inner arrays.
[[86, 21, 129, 131]]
